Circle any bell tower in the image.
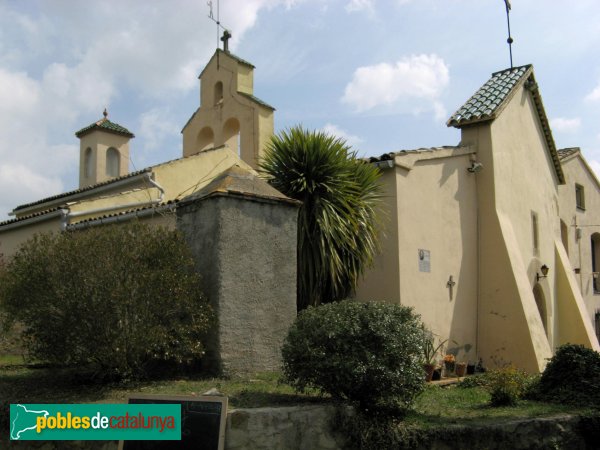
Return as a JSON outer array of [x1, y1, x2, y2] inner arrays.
[[181, 32, 275, 169], [75, 109, 135, 188]]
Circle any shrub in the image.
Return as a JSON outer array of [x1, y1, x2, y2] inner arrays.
[[282, 300, 425, 416], [459, 368, 537, 406], [528, 344, 600, 407], [0, 222, 212, 380], [487, 367, 535, 406]]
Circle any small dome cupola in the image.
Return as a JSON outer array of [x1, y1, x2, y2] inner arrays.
[[75, 109, 135, 188]]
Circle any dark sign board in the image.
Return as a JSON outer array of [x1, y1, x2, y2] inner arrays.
[[119, 395, 228, 450]]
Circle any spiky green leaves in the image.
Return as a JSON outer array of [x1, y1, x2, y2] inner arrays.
[[260, 126, 382, 310]]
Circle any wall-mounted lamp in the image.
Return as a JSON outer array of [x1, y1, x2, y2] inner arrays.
[[536, 264, 550, 282], [467, 162, 483, 173]]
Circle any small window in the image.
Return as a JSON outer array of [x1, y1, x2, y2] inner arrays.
[[214, 81, 223, 105], [532, 211, 539, 253], [576, 183, 585, 210], [84, 147, 93, 178], [106, 148, 120, 177], [592, 233, 600, 294]]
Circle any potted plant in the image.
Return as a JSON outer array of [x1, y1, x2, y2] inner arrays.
[[422, 326, 448, 382], [455, 361, 467, 377], [443, 354, 456, 375]]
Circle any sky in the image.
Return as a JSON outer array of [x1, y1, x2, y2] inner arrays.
[[2, 0, 600, 219]]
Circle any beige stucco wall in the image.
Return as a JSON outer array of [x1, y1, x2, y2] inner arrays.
[[0, 217, 62, 259], [182, 51, 274, 169], [461, 81, 597, 371], [354, 168, 401, 304], [558, 154, 600, 331], [79, 131, 130, 188], [355, 147, 479, 364]]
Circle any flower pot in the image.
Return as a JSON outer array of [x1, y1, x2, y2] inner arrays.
[[444, 361, 455, 375], [432, 368, 441, 381], [466, 363, 476, 375], [423, 363, 436, 382], [455, 362, 467, 377]]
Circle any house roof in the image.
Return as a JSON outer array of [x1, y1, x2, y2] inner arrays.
[[366, 146, 462, 163], [12, 168, 152, 213], [557, 147, 580, 161], [447, 65, 531, 127], [75, 115, 135, 138], [447, 64, 565, 184], [180, 165, 299, 206], [198, 49, 255, 79], [238, 92, 275, 111]]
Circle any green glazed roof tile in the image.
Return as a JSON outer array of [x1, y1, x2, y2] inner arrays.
[[447, 64, 532, 127], [75, 116, 135, 138]]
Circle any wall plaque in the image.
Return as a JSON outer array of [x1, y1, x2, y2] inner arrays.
[[418, 249, 430, 273]]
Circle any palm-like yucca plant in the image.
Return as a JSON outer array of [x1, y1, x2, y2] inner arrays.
[[260, 126, 382, 310]]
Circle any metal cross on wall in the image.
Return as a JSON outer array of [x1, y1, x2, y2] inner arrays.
[[447, 275, 456, 301]]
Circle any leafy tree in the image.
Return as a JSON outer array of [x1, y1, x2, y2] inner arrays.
[[0, 221, 212, 379], [260, 126, 382, 309], [282, 300, 425, 415]]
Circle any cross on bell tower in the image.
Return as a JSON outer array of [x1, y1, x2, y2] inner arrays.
[[221, 30, 231, 53]]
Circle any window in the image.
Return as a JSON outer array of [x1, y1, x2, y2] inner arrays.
[[576, 183, 585, 210], [214, 81, 223, 105], [592, 233, 600, 294], [84, 147, 93, 178], [106, 148, 120, 177], [532, 211, 539, 254]]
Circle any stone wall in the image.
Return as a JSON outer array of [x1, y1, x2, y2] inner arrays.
[[7, 406, 600, 449], [177, 192, 298, 375]]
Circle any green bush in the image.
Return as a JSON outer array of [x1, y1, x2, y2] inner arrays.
[[459, 368, 537, 406], [281, 300, 425, 415], [0, 222, 212, 380], [528, 344, 600, 407], [487, 367, 535, 406]]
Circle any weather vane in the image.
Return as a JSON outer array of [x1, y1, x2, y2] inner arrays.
[[503, 0, 514, 68], [207, 0, 231, 52]]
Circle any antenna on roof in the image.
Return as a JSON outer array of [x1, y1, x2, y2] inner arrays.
[[503, 0, 514, 68], [207, 0, 230, 52]]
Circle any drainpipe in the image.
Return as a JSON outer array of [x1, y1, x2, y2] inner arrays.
[[66, 174, 165, 221]]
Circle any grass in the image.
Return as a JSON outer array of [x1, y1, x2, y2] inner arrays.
[[407, 384, 591, 428], [0, 362, 591, 422], [0, 363, 327, 409]]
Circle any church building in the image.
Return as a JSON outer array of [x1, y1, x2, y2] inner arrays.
[[1, 43, 599, 373]]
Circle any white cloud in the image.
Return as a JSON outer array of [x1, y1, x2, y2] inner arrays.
[[346, 0, 375, 14], [0, 163, 64, 218], [342, 54, 450, 117], [322, 123, 364, 148], [586, 82, 600, 102], [550, 117, 581, 133], [138, 108, 181, 154]]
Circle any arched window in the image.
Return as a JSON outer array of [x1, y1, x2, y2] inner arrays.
[[223, 118, 241, 157], [533, 284, 548, 337], [197, 126, 215, 152], [84, 147, 93, 178], [591, 233, 600, 293], [214, 81, 223, 105], [106, 148, 120, 177]]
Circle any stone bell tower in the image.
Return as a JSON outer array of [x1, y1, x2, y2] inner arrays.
[[75, 109, 135, 188]]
